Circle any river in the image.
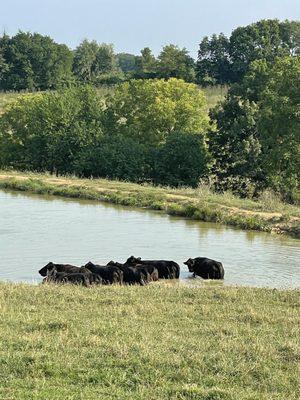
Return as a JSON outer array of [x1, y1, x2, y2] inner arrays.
[[0, 189, 299, 288]]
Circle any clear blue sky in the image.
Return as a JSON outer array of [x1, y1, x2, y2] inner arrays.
[[1, 0, 300, 56]]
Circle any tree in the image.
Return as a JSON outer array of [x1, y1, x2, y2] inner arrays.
[[157, 45, 195, 82], [0, 31, 74, 90], [73, 40, 123, 85], [104, 78, 210, 147], [209, 56, 300, 199], [153, 131, 210, 187], [73, 39, 99, 82], [209, 96, 263, 196], [196, 34, 231, 86], [117, 53, 137, 73], [75, 135, 147, 181], [280, 20, 300, 56], [256, 57, 300, 198], [134, 47, 158, 78], [196, 19, 300, 85], [0, 86, 104, 174], [0, 34, 10, 82], [229, 19, 285, 82]]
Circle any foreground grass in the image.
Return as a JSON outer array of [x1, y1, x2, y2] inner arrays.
[[0, 171, 299, 237], [0, 283, 299, 400]]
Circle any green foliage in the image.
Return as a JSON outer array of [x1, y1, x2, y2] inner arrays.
[[133, 45, 195, 82], [157, 44, 195, 82], [197, 19, 300, 85], [0, 32, 74, 90], [73, 40, 124, 85], [72, 39, 99, 82], [153, 132, 210, 187], [0, 79, 211, 188], [0, 86, 104, 174], [105, 78, 210, 146], [117, 53, 138, 73], [75, 135, 148, 182], [209, 56, 300, 200], [209, 96, 263, 197], [134, 47, 158, 79], [256, 57, 300, 199], [196, 34, 231, 85], [229, 19, 289, 82]]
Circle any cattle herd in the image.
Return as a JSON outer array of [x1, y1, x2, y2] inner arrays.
[[39, 256, 225, 286]]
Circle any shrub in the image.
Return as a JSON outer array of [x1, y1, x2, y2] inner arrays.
[[152, 132, 210, 187]]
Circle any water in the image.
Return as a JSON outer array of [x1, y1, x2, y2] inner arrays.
[[0, 189, 299, 288]]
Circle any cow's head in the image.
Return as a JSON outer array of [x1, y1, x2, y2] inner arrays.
[[126, 256, 141, 265], [84, 261, 95, 270], [184, 258, 195, 272], [39, 262, 55, 277]]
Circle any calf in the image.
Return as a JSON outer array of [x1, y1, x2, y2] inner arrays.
[[126, 256, 180, 279], [184, 257, 224, 280]]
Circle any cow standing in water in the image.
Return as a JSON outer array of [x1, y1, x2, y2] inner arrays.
[[184, 257, 224, 279], [125, 256, 180, 279]]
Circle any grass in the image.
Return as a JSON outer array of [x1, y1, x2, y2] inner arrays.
[[0, 282, 299, 400], [0, 171, 299, 238], [0, 91, 21, 114], [202, 85, 228, 110]]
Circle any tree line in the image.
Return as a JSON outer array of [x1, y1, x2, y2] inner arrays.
[[1, 19, 300, 90], [0, 79, 210, 187], [0, 57, 299, 202]]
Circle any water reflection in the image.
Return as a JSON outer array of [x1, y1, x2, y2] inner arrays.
[[0, 189, 299, 288]]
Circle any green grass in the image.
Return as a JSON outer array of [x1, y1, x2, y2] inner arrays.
[[0, 283, 299, 400], [0, 171, 299, 237], [0, 91, 22, 114], [202, 85, 228, 110]]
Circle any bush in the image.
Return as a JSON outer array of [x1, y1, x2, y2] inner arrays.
[[75, 135, 148, 182], [0, 86, 104, 174], [152, 132, 210, 187]]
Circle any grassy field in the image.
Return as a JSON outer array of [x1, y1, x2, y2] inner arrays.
[[202, 85, 227, 110], [0, 91, 22, 114], [0, 283, 299, 400], [0, 171, 299, 237]]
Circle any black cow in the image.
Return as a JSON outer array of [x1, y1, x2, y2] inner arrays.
[[126, 256, 180, 279], [107, 261, 150, 285], [84, 262, 123, 284], [39, 262, 91, 277], [184, 257, 224, 279], [46, 269, 102, 286], [136, 264, 159, 282]]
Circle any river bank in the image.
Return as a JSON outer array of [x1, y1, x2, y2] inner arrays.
[[0, 171, 299, 238], [0, 283, 299, 400]]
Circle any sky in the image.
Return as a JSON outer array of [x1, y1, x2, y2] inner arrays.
[[1, 0, 300, 56]]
